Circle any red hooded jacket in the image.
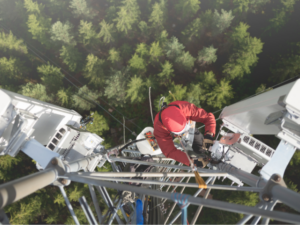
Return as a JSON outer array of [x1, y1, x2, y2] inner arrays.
[[153, 101, 216, 166]]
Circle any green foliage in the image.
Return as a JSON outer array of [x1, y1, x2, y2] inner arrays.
[[114, 0, 140, 34], [51, 21, 76, 46], [156, 30, 168, 47], [98, 20, 114, 43], [108, 47, 121, 63], [27, 14, 51, 47], [69, 0, 95, 19], [84, 54, 105, 87], [0, 31, 27, 54], [0, 57, 24, 84], [149, 0, 167, 30], [175, 0, 200, 20], [207, 79, 234, 108], [86, 111, 109, 136], [136, 43, 149, 58], [186, 83, 204, 107], [37, 64, 64, 93], [104, 68, 129, 107], [182, 18, 203, 40], [165, 36, 185, 60], [72, 85, 100, 111], [59, 45, 82, 72], [21, 83, 52, 102], [158, 61, 174, 84], [57, 89, 71, 106], [126, 75, 147, 103], [175, 51, 195, 71], [120, 43, 134, 60], [24, 0, 43, 14], [212, 9, 234, 35], [197, 45, 218, 65], [129, 54, 147, 71], [149, 42, 163, 62], [270, 54, 300, 82], [138, 21, 149, 37], [265, 0, 297, 34], [0, 155, 21, 181], [166, 84, 188, 102], [223, 22, 263, 79], [255, 84, 272, 94], [78, 20, 98, 46]]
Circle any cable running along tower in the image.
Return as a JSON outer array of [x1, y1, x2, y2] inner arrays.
[[1, 80, 300, 224]]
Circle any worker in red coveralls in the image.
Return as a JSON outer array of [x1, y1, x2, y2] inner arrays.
[[153, 101, 216, 168]]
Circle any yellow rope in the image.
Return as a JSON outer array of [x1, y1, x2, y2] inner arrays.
[[169, 91, 177, 101], [194, 171, 207, 189]]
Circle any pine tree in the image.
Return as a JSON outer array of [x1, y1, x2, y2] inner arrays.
[[233, 0, 270, 13], [175, 51, 195, 71], [223, 22, 263, 79], [136, 43, 149, 58], [78, 20, 98, 46], [0, 31, 28, 54], [165, 36, 185, 60], [114, 7, 133, 34], [138, 21, 149, 38], [149, 0, 167, 30], [72, 85, 100, 111], [149, 42, 163, 62], [108, 48, 121, 63], [104, 68, 129, 107], [24, 0, 43, 14], [156, 30, 168, 48], [84, 54, 105, 87], [129, 54, 147, 72], [122, 0, 141, 22], [27, 14, 51, 47], [51, 21, 76, 46], [114, 0, 140, 35], [0, 57, 24, 84], [175, 0, 200, 20], [186, 83, 204, 107], [57, 89, 71, 106], [86, 111, 109, 136], [21, 83, 52, 102], [158, 61, 174, 84], [212, 9, 234, 36], [126, 75, 147, 103], [69, 0, 95, 19], [59, 45, 82, 72], [37, 64, 64, 93], [182, 18, 203, 40], [197, 71, 217, 92], [207, 79, 234, 109], [197, 46, 217, 65], [98, 20, 114, 43], [166, 84, 188, 102]]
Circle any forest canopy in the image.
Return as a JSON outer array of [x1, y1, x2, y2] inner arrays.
[[0, 0, 300, 224]]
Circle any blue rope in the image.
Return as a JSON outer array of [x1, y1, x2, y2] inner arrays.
[[171, 193, 190, 225]]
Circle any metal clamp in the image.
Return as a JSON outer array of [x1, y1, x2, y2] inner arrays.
[[260, 174, 286, 202]]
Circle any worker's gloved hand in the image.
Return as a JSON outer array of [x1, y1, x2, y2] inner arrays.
[[193, 158, 209, 168], [203, 133, 214, 150], [193, 159, 203, 168]]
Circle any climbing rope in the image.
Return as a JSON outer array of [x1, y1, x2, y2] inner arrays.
[[171, 192, 190, 225]]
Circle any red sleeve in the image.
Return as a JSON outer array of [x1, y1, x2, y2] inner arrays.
[[153, 115, 191, 166], [174, 101, 216, 136]]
